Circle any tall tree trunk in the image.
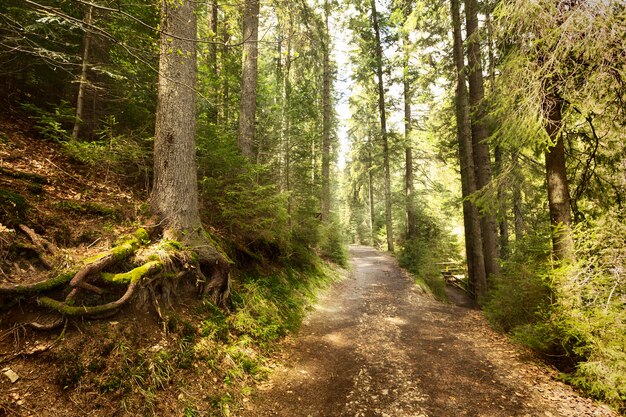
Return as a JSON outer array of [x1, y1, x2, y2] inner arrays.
[[152, 0, 201, 238], [543, 92, 575, 261], [402, 6, 416, 240], [72, 5, 93, 141], [487, 7, 508, 257], [465, 0, 500, 278], [280, 16, 293, 230], [207, 0, 219, 124], [237, 0, 260, 159], [320, 0, 332, 223], [368, 141, 375, 243], [494, 146, 509, 258], [153, 0, 229, 301], [370, 0, 394, 252], [451, 0, 486, 298], [221, 22, 230, 124], [512, 152, 525, 241]]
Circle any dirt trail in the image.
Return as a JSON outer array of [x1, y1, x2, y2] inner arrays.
[[240, 246, 617, 417]]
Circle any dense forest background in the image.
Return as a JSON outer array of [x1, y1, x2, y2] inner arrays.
[[0, 0, 625, 414]]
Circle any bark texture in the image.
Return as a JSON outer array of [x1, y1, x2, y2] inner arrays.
[[238, 0, 260, 159], [543, 93, 575, 261], [152, 0, 202, 239], [464, 0, 500, 279], [451, 0, 486, 298], [370, 0, 394, 252]]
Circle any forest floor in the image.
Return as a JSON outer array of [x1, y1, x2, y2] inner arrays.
[[239, 245, 618, 417]]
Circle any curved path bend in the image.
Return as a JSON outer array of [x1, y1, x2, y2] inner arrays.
[[240, 246, 617, 417]]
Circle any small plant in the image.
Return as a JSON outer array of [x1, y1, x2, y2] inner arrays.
[[21, 101, 73, 142]]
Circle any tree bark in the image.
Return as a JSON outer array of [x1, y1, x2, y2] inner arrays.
[[221, 21, 230, 124], [494, 145, 509, 258], [543, 92, 575, 261], [72, 5, 93, 142], [321, 0, 332, 223], [207, 0, 219, 124], [402, 4, 416, 240], [465, 0, 500, 279], [152, 0, 201, 239], [237, 0, 260, 159], [280, 15, 293, 229], [370, 0, 394, 252], [368, 140, 375, 243], [451, 0, 486, 298], [511, 152, 525, 242]]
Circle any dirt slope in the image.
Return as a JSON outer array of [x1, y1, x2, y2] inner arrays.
[[239, 246, 617, 417]]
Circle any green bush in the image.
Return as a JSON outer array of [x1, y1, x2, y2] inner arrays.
[[485, 215, 626, 412], [398, 238, 448, 300], [319, 221, 348, 267]]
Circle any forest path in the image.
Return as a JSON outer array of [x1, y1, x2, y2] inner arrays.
[[239, 246, 616, 417]]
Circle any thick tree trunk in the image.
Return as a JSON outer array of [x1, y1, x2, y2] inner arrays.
[[543, 93, 575, 261], [465, 0, 500, 279], [321, 0, 332, 223], [238, 0, 260, 159], [152, 0, 201, 239], [451, 0, 486, 298], [72, 5, 93, 141], [402, 22, 416, 240], [370, 0, 394, 252]]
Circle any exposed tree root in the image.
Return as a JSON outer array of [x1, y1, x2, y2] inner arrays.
[[0, 271, 74, 295], [1, 226, 231, 326]]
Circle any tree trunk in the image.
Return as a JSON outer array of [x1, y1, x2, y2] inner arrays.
[[543, 92, 575, 261], [494, 145, 509, 258], [320, 0, 332, 223], [370, 0, 394, 252], [72, 5, 93, 142], [464, 0, 500, 279], [221, 22, 230, 124], [153, 0, 229, 301], [152, 0, 202, 239], [402, 9, 416, 240], [280, 16, 293, 230], [237, 0, 260, 159], [451, 0, 486, 298], [512, 152, 525, 241], [207, 0, 219, 124], [368, 142, 375, 244]]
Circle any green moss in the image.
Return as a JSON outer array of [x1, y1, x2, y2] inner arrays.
[[101, 261, 163, 284], [0, 188, 28, 226], [0, 271, 74, 295], [0, 167, 48, 184], [134, 227, 150, 244]]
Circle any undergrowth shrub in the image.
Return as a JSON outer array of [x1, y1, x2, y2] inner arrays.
[[398, 206, 459, 300], [485, 215, 626, 412], [484, 231, 553, 333], [319, 220, 348, 267]]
